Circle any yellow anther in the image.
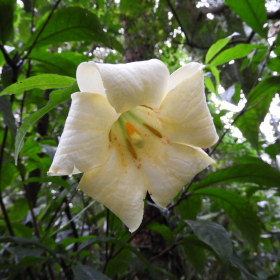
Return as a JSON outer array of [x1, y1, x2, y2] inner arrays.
[[125, 122, 145, 148], [125, 122, 141, 138], [126, 139, 137, 160], [143, 123, 162, 138]]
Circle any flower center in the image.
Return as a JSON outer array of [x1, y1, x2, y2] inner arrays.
[[110, 106, 162, 161]]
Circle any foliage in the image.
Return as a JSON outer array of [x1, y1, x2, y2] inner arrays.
[[0, 0, 280, 279]]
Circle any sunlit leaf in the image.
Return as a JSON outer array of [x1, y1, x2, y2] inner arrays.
[[205, 32, 239, 64], [210, 44, 262, 67], [246, 75, 280, 107], [14, 82, 79, 164], [0, 74, 75, 96], [235, 95, 273, 150], [225, 0, 267, 38], [25, 7, 122, 52]]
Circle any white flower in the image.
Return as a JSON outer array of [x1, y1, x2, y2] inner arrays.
[[48, 59, 218, 232]]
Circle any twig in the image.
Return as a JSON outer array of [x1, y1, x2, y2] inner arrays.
[[166, 0, 208, 50], [0, 96, 15, 237], [20, 173, 41, 238], [19, 0, 62, 63], [103, 209, 110, 273]]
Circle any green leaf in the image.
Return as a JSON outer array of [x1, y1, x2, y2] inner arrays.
[[72, 265, 112, 280], [194, 163, 280, 190], [23, 177, 70, 191], [147, 221, 174, 244], [204, 77, 215, 93], [25, 7, 120, 51], [225, 0, 267, 38], [0, 74, 75, 96], [14, 82, 79, 164], [235, 94, 273, 150], [185, 220, 233, 265], [77, 236, 177, 280], [246, 76, 280, 107], [265, 142, 280, 160], [0, 95, 17, 139], [220, 84, 241, 105], [0, 162, 19, 191], [0, 236, 57, 259], [210, 44, 261, 67], [183, 237, 207, 273], [192, 188, 261, 248], [0, 0, 14, 43], [205, 33, 239, 64], [231, 255, 260, 280], [176, 195, 202, 220], [8, 198, 29, 223], [29, 53, 77, 77]]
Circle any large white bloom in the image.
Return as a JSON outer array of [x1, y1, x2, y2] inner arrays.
[[48, 59, 218, 232]]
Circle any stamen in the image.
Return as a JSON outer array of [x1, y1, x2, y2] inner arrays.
[[143, 123, 162, 138], [125, 122, 141, 138], [126, 139, 137, 159], [141, 105, 154, 110]]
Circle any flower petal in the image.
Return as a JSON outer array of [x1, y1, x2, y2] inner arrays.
[[76, 62, 106, 97], [78, 149, 147, 232], [77, 59, 169, 113], [168, 62, 204, 93], [142, 143, 214, 208], [160, 70, 218, 148], [48, 92, 119, 176]]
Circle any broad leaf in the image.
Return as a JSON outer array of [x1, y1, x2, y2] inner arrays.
[[0, 0, 14, 43], [0, 162, 19, 191], [194, 163, 280, 190], [29, 52, 78, 77], [72, 265, 112, 280], [205, 32, 239, 64], [77, 236, 177, 280], [192, 188, 261, 248], [231, 255, 260, 280], [0, 74, 75, 96], [185, 220, 233, 265], [235, 94, 273, 150], [225, 0, 267, 38], [0, 236, 57, 259], [25, 7, 121, 51], [182, 237, 207, 273], [210, 44, 262, 67], [14, 82, 79, 164], [147, 221, 174, 244], [220, 84, 241, 105], [176, 195, 202, 220], [246, 76, 280, 107]]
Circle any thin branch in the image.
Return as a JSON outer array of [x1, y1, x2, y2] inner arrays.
[[20, 173, 41, 238], [0, 44, 17, 71], [103, 209, 110, 273], [19, 0, 62, 63], [166, 0, 208, 50], [0, 97, 15, 237]]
